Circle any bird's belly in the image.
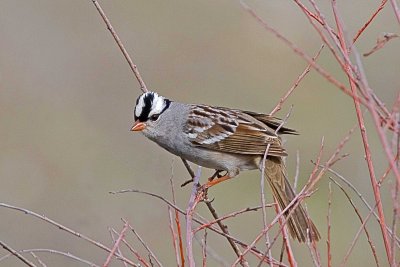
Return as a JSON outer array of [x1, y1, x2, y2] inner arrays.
[[180, 147, 260, 172], [152, 135, 259, 172]]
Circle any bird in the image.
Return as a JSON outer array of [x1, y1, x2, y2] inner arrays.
[[131, 91, 320, 242]]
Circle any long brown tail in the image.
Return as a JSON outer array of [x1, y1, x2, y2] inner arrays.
[[264, 157, 320, 242]]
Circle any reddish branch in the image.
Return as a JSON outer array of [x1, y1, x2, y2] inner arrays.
[[275, 204, 297, 267], [168, 207, 181, 267], [194, 204, 274, 233], [352, 0, 388, 44], [340, 204, 379, 266], [363, 33, 399, 57], [0, 248, 99, 267], [0, 203, 137, 266], [327, 183, 332, 267], [186, 168, 202, 267], [170, 174, 185, 267], [103, 222, 129, 267], [329, 1, 395, 263], [122, 219, 163, 267], [240, 1, 367, 114], [390, 0, 400, 25], [110, 228, 150, 267], [269, 45, 324, 116], [329, 178, 380, 266]]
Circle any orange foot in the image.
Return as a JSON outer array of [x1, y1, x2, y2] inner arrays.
[[203, 174, 232, 189]]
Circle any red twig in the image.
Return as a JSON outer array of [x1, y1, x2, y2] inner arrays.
[[390, 0, 400, 25], [269, 45, 324, 116], [247, 191, 316, 267], [0, 203, 137, 266], [186, 167, 203, 267], [103, 222, 129, 267], [244, 246, 288, 267], [181, 163, 250, 267], [111, 188, 285, 262], [292, 1, 324, 26], [340, 204, 378, 266], [306, 236, 320, 267], [168, 207, 181, 267], [352, 0, 388, 44], [275, 204, 297, 267], [110, 228, 150, 267], [363, 33, 399, 57], [109, 228, 128, 267], [122, 219, 163, 267], [331, 1, 393, 263], [240, 1, 366, 112], [202, 230, 207, 267], [378, 153, 400, 185], [296, 0, 361, 86], [0, 248, 98, 267], [232, 190, 314, 266], [327, 182, 332, 267], [170, 168, 185, 267], [390, 171, 400, 266], [330, 178, 380, 266], [194, 204, 274, 233], [317, 164, 400, 247]]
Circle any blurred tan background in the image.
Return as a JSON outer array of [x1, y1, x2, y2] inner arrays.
[[1, 1, 399, 266]]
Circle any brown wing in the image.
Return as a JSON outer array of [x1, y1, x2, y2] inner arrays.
[[184, 105, 287, 157]]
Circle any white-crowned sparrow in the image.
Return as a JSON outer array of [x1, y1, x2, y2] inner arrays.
[[131, 91, 320, 242]]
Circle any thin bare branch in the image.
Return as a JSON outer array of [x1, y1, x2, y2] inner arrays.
[[0, 248, 99, 267], [269, 45, 324, 116], [329, 178, 380, 266], [0, 203, 137, 266], [0, 240, 36, 267], [352, 0, 388, 44], [29, 252, 47, 267], [315, 164, 400, 247], [91, 0, 148, 92], [186, 167, 202, 267], [390, 0, 400, 25], [122, 219, 163, 267], [363, 33, 399, 57], [327, 182, 332, 267], [340, 204, 379, 267], [103, 222, 129, 267]]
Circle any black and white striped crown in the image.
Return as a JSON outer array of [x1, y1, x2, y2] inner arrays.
[[134, 92, 171, 122]]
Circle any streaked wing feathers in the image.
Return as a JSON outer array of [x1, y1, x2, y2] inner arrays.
[[184, 105, 288, 156]]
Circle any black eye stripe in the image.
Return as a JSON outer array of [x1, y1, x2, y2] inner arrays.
[[137, 93, 153, 122]]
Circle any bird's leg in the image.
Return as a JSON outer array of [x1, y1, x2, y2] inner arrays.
[[203, 169, 237, 190], [197, 170, 237, 201], [181, 170, 226, 187], [204, 174, 232, 189], [208, 170, 225, 182]]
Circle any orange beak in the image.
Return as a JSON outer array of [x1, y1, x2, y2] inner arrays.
[[130, 121, 146, 132]]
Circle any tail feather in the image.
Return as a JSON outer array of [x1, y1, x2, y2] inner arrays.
[[264, 157, 320, 242]]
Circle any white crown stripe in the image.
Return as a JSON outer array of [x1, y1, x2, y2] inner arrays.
[[135, 95, 146, 118], [149, 93, 166, 117]]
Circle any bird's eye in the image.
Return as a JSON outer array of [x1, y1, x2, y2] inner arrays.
[[150, 114, 159, 121]]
